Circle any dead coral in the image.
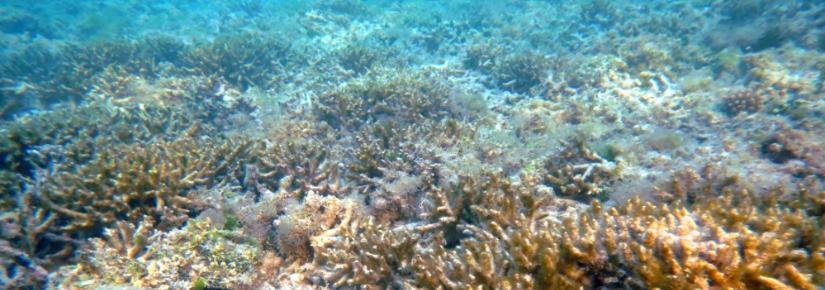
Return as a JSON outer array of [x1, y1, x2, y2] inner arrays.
[[333, 45, 384, 75], [61, 218, 261, 289], [275, 191, 356, 261], [760, 126, 825, 177], [495, 52, 553, 94], [543, 141, 620, 201]]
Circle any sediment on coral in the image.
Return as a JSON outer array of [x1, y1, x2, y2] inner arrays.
[[59, 218, 261, 289]]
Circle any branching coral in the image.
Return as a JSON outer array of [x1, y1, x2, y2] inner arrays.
[[0, 103, 197, 170], [38, 136, 254, 233], [314, 68, 454, 130], [1, 1, 823, 289], [60, 218, 261, 289], [0, 135, 254, 287], [248, 137, 347, 200], [0, 178, 63, 288], [183, 32, 295, 89], [346, 119, 475, 223], [464, 43, 552, 94], [0, 38, 187, 118], [314, 168, 824, 289]]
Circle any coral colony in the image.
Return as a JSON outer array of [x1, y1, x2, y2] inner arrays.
[[1, 0, 824, 289]]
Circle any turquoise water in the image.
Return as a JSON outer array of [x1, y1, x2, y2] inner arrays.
[[1, 1, 823, 289]]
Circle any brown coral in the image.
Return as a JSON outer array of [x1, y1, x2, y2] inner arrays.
[[183, 32, 295, 89], [38, 136, 253, 233], [722, 89, 764, 116], [314, 169, 824, 289], [313, 68, 454, 130]]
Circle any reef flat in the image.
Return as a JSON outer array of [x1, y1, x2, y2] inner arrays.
[[0, 0, 823, 289]]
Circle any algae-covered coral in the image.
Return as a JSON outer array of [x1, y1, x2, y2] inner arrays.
[[1, 0, 824, 289]]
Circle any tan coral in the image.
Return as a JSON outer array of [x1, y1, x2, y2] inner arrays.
[[315, 169, 824, 289]]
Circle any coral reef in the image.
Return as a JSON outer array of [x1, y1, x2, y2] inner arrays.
[[0, 0, 823, 288]]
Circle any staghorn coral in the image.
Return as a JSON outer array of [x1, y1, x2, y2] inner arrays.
[[346, 119, 476, 223], [0, 135, 255, 287], [59, 218, 261, 289], [183, 32, 295, 89], [313, 68, 454, 131], [1, 1, 824, 289], [316, 168, 824, 289], [0, 78, 255, 185], [558, 185, 825, 289], [249, 136, 348, 200], [0, 176, 65, 288], [333, 44, 384, 75], [464, 43, 552, 94], [312, 172, 563, 289], [0, 38, 187, 118], [311, 199, 435, 288], [0, 102, 205, 212], [37, 135, 254, 234]]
